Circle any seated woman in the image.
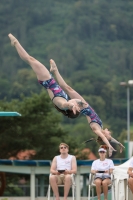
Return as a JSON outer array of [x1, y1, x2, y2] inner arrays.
[[91, 145, 114, 200], [8, 33, 124, 157]]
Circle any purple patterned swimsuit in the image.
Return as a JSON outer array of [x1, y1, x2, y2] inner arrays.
[[39, 78, 102, 126], [80, 105, 103, 128], [38, 78, 68, 101]]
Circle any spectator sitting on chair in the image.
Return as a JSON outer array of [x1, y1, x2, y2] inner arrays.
[[50, 143, 77, 200], [91, 145, 114, 200], [127, 157, 133, 193]]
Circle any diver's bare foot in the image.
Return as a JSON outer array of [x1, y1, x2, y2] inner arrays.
[[50, 59, 58, 73], [8, 33, 18, 46]]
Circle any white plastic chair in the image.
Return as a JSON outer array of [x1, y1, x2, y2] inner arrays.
[[126, 175, 133, 200], [113, 172, 130, 200], [47, 173, 76, 200], [88, 173, 115, 200]]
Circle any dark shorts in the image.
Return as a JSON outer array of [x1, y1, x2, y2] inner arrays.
[[38, 78, 68, 101], [94, 174, 111, 180], [80, 105, 103, 128]]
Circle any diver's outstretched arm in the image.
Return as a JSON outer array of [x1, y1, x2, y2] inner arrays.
[[90, 123, 116, 157], [96, 131, 116, 157], [110, 137, 125, 153]]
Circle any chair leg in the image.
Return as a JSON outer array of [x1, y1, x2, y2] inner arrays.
[[72, 185, 75, 200], [112, 184, 116, 200], [47, 184, 51, 200], [88, 185, 90, 200], [92, 187, 94, 200], [126, 184, 129, 200], [52, 191, 54, 200], [111, 185, 114, 200]]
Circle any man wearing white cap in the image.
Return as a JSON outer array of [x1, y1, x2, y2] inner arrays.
[[91, 145, 114, 200]]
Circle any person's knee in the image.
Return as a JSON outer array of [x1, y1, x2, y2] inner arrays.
[[50, 175, 56, 183], [65, 174, 72, 182], [102, 181, 108, 186], [95, 179, 102, 185], [24, 55, 36, 64]]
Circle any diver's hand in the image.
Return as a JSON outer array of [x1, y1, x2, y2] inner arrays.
[[119, 143, 125, 153], [109, 146, 116, 157], [77, 100, 87, 107], [72, 104, 80, 114], [68, 100, 80, 114]]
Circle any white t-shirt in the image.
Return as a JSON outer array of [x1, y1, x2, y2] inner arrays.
[[129, 158, 133, 168], [91, 158, 114, 171], [56, 154, 73, 170]]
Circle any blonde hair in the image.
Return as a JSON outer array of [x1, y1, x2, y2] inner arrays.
[[59, 143, 69, 149]]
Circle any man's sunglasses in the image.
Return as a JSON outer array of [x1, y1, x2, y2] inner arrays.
[[60, 146, 67, 149], [99, 151, 105, 153]]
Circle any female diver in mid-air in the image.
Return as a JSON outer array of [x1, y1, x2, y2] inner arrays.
[[8, 33, 124, 157], [49, 59, 124, 155]]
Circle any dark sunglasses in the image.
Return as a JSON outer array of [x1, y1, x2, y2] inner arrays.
[[99, 151, 105, 153], [60, 146, 67, 149]]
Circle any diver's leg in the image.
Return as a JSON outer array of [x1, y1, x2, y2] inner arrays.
[[8, 33, 51, 81], [50, 59, 85, 101]]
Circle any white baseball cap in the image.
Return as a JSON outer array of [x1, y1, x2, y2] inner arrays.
[[98, 148, 107, 152]]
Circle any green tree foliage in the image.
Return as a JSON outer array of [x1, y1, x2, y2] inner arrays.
[[0, 91, 80, 160]]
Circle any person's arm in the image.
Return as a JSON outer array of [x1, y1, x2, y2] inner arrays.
[[50, 157, 60, 175], [94, 129, 116, 156], [127, 167, 133, 178], [87, 121, 116, 156], [91, 169, 98, 174], [110, 137, 125, 153], [62, 100, 80, 114], [64, 156, 77, 175], [101, 128, 125, 153], [91, 161, 98, 174], [108, 168, 114, 174], [104, 168, 113, 176], [108, 160, 115, 174]]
